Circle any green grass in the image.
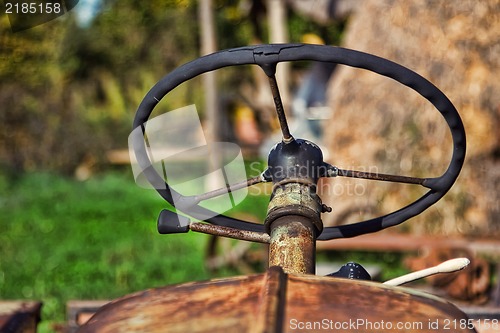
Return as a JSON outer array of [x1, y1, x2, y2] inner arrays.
[[0, 170, 410, 332], [1, 171, 267, 331]]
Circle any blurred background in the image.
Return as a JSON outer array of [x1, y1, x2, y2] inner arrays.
[[1, 0, 498, 331]]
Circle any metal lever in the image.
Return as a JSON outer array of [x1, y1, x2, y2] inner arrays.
[[157, 209, 270, 243]]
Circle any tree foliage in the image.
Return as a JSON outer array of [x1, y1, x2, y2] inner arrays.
[[1, 13, 74, 171], [1, 1, 201, 173], [1, 0, 341, 174]]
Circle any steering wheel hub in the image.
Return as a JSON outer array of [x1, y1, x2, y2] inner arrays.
[[268, 138, 325, 186]]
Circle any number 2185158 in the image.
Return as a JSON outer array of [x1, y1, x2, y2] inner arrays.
[[5, 2, 62, 14], [443, 318, 499, 331]]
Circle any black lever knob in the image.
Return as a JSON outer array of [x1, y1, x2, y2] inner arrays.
[[157, 209, 190, 234]]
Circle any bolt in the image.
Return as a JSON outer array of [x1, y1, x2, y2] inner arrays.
[[321, 204, 332, 213]]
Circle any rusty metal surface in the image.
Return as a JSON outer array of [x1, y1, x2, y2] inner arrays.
[[250, 266, 287, 333], [269, 216, 316, 275], [265, 183, 323, 235], [79, 274, 265, 333], [265, 182, 323, 275], [80, 268, 476, 333], [190, 222, 270, 243], [285, 274, 476, 333]]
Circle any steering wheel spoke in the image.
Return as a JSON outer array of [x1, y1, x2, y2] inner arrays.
[[266, 73, 293, 143], [190, 174, 268, 204], [333, 168, 431, 188], [323, 165, 449, 191]]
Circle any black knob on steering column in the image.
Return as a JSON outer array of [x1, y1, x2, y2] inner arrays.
[[267, 138, 325, 185]]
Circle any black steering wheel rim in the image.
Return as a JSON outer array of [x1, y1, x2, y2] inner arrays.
[[132, 44, 466, 240]]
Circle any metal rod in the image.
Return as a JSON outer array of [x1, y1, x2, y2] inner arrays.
[[267, 74, 293, 143], [192, 175, 264, 203], [336, 168, 428, 187], [190, 222, 270, 244], [268, 215, 316, 274]]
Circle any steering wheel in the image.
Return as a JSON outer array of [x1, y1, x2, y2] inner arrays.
[[131, 44, 466, 240]]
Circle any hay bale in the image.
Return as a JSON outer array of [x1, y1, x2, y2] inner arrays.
[[322, 0, 499, 236]]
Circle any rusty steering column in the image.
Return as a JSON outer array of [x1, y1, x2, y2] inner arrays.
[[264, 138, 330, 275]]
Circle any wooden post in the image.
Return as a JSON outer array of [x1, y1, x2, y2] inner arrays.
[[267, 0, 290, 114], [199, 0, 218, 141], [198, 0, 221, 189]]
